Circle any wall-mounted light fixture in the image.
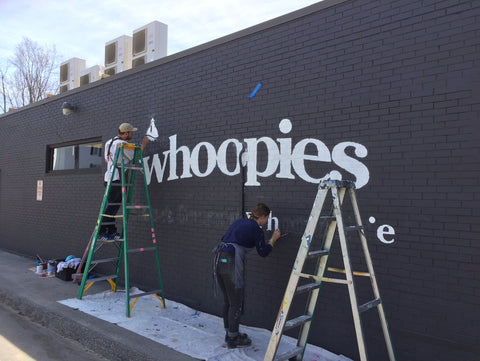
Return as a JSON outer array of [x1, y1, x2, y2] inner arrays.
[[62, 102, 77, 116]]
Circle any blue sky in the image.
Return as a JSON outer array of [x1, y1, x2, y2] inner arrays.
[[0, 0, 319, 69]]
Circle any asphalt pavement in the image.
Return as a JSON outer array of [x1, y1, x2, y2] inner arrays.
[[0, 249, 199, 361], [0, 303, 112, 361]]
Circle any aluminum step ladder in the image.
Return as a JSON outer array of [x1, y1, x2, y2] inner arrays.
[[76, 142, 166, 317], [264, 179, 395, 361]]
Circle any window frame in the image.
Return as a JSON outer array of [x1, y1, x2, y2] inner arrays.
[[46, 137, 103, 174]]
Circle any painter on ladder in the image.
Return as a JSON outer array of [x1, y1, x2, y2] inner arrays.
[[99, 121, 157, 241], [213, 203, 282, 349]]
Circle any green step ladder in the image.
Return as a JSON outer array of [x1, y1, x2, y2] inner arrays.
[[264, 179, 395, 361], [76, 142, 166, 317]]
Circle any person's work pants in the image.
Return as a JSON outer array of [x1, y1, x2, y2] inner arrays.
[[216, 252, 243, 334], [100, 181, 122, 235]]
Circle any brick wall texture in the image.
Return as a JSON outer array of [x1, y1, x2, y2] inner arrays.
[[1, 0, 479, 360]]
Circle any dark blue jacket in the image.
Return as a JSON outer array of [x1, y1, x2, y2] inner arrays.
[[221, 218, 272, 257]]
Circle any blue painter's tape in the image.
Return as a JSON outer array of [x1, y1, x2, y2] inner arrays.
[[249, 83, 262, 98]]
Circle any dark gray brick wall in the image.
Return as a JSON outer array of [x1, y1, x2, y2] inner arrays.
[[1, 0, 479, 359]]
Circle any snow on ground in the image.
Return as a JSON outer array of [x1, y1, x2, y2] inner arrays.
[[59, 288, 351, 361]]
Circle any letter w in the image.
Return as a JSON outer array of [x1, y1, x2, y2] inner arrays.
[[144, 152, 170, 185]]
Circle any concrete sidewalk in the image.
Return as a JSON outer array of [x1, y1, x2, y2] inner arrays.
[[0, 249, 199, 361]]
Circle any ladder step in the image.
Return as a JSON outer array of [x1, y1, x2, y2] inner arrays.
[[86, 274, 118, 283], [100, 213, 124, 218], [110, 183, 133, 186], [91, 257, 119, 265], [284, 315, 312, 331], [130, 289, 163, 298], [307, 249, 329, 258], [358, 298, 382, 313], [124, 166, 144, 171], [97, 237, 124, 243], [128, 247, 155, 253], [345, 225, 364, 232], [296, 282, 322, 295], [294, 272, 352, 285], [274, 346, 304, 361], [100, 221, 116, 225], [105, 204, 150, 211], [327, 267, 370, 277], [126, 205, 150, 210]]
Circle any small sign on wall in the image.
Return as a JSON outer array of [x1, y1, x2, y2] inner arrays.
[[36, 180, 43, 201]]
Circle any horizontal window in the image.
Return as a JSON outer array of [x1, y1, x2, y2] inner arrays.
[[47, 138, 103, 172]]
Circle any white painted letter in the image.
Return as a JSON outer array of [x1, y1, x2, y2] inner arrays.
[[244, 137, 280, 186], [167, 134, 192, 181], [190, 142, 217, 177], [377, 224, 395, 244], [291, 139, 331, 183], [217, 139, 243, 176], [332, 142, 369, 189], [276, 138, 295, 179], [144, 152, 170, 185]]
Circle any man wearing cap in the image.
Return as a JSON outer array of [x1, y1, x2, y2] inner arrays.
[[99, 123, 150, 241]]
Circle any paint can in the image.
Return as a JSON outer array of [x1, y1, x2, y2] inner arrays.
[[36, 265, 43, 274], [47, 261, 55, 276]]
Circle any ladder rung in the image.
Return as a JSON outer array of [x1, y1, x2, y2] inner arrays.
[[307, 249, 329, 258], [327, 267, 370, 277], [294, 272, 352, 285], [123, 166, 144, 171], [284, 315, 312, 331], [345, 225, 364, 232], [130, 289, 163, 298], [100, 221, 116, 225], [358, 298, 382, 313], [128, 247, 155, 253], [99, 213, 124, 218], [296, 282, 322, 295], [320, 215, 336, 220], [110, 183, 133, 186], [126, 205, 150, 209], [97, 237, 124, 243], [91, 257, 119, 265], [274, 346, 304, 361], [86, 274, 118, 283]]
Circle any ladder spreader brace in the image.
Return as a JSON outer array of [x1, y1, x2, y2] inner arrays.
[[264, 179, 396, 361], [76, 142, 166, 317]]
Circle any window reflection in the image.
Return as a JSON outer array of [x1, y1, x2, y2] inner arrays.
[[48, 140, 103, 172], [79, 142, 103, 169], [52, 146, 75, 171]]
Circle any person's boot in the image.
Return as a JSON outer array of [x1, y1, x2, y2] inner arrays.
[[226, 333, 251, 349]]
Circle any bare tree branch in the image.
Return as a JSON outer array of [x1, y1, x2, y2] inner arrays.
[[1, 37, 59, 112]]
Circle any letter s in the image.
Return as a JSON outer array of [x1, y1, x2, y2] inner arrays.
[[332, 142, 369, 189]]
